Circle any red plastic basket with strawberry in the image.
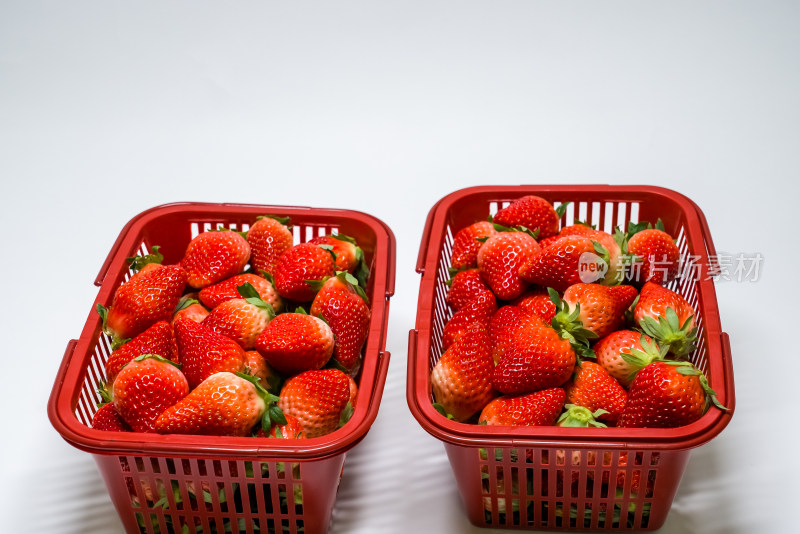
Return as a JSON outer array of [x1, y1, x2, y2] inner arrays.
[[408, 185, 735, 531], [49, 202, 395, 534]]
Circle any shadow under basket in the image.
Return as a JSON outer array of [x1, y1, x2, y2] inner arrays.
[[49, 202, 396, 534], [407, 185, 735, 531]]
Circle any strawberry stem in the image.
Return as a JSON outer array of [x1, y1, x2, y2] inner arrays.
[[557, 404, 607, 427]]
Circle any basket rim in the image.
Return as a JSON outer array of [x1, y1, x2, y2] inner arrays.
[[408, 184, 735, 451], [48, 202, 395, 460]]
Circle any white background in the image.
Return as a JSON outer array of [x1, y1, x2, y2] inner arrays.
[[1, 1, 798, 533]]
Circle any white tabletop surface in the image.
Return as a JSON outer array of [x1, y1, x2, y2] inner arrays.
[[2, 2, 798, 533]]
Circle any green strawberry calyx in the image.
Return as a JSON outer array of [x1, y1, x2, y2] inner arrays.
[[236, 372, 286, 431], [338, 401, 354, 428], [664, 361, 728, 412], [328, 233, 370, 288], [639, 307, 698, 357], [557, 404, 608, 428], [548, 288, 598, 359], [125, 245, 164, 272], [173, 295, 199, 314], [236, 282, 276, 319], [621, 335, 668, 383], [432, 403, 455, 420]]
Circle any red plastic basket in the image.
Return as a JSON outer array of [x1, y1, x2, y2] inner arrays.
[[49, 202, 395, 534], [408, 185, 735, 531]]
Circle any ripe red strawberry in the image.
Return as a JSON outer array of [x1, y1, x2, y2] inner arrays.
[[445, 268, 491, 311], [558, 224, 624, 285], [511, 289, 557, 324], [198, 273, 283, 313], [492, 196, 565, 240], [155, 372, 280, 437], [553, 283, 638, 340], [247, 216, 294, 277], [518, 235, 599, 292], [242, 350, 280, 392], [478, 388, 565, 426], [181, 230, 251, 289], [91, 403, 132, 432], [256, 413, 306, 439], [307, 234, 368, 285], [278, 369, 353, 438], [104, 320, 178, 384], [310, 272, 371, 374], [634, 281, 697, 356], [492, 324, 576, 395], [112, 354, 190, 433], [450, 221, 497, 271], [441, 289, 497, 350], [430, 323, 495, 422], [488, 305, 545, 364], [622, 223, 680, 285], [564, 361, 628, 424], [594, 330, 666, 387], [99, 264, 187, 343], [202, 283, 276, 350], [273, 243, 336, 302], [173, 318, 245, 389], [617, 361, 725, 428], [172, 296, 209, 324], [255, 312, 334, 376], [477, 230, 540, 301]]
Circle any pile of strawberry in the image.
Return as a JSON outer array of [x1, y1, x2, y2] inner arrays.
[[432, 195, 726, 429], [91, 215, 372, 441]]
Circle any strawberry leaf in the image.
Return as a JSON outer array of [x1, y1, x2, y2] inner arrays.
[[338, 401, 354, 428], [173, 295, 199, 314], [555, 202, 571, 218], [269, 404, 287, 427], [432, 403, 455, 420], [258, 269, 276, 286], [354, 246, 370, 288], [329, 233, 358, 245], [126, 245, 163, 272]]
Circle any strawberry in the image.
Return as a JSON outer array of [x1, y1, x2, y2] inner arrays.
[[273, 243, 336, 302], [518, 235, 601, 292], [202, 282, 276, 350], [618, 221, 680, 285], [173, 318, 245, 389], [98, 264, 187, 344], [445, 268, 490, 311], [307, 234, 369, 285], [246, 215, 294, 277], [492, 196, 566, 240], [242, 350, 281, 393], [198, 273, 283, 313], [256, 413, 306, 439], [104, 320, 178, 384], [511, 289, 557, 324], [488, 305, 545, 364], [181, 230, 251, 289], [278, 369, 353, 438], [430, 323, 495, 422], [477, 230, 540, 301], [91, 403, 132, 432], [172, 296, 209, 324], [478, 388, 565, 426], [441, 289, 497, 350], [594, 331, 666, 387], [112, 354, 190, 433], [492, 323, 576, 395], [564, 361, 628, 424], [634, 281, 697, 356], [450, 221, 497, 271], [155, 372, 283, 437], [309, 272, 371, 375], [617, 360, 725, 428], [558, 224, 625, 285], [552, 283, 638, 341], [254, 312, 334, 376]]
